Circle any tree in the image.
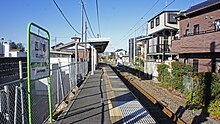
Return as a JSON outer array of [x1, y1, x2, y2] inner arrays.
[[17, 42, 25, 52], [9, 42, 17, 49], [9, 41, 25, 52]]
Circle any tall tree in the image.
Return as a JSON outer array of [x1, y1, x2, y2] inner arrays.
[[9, 42, 17, 49], [17, 42, 25, 52]]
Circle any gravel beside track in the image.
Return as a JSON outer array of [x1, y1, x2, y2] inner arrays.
[[120, 71, 220, 124]]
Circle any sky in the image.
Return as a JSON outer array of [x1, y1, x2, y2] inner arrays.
[[0, 0, 206, 52]]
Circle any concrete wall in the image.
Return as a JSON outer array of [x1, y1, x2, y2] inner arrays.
[[8, 51, 27, 57], [3, 42, 10, 57]]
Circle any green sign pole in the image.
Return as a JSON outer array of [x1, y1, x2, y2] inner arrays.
[[27, 22, 52, 123]]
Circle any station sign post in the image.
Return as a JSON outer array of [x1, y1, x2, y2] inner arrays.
[[27, 22, 52, 124]]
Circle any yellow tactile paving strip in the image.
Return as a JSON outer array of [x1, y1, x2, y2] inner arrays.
[[103, 67, 123, 124]]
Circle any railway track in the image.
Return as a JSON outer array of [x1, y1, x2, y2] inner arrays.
[[110, 65, 186, 124]]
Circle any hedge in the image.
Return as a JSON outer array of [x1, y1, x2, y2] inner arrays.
[[157, 61, 220, 118]]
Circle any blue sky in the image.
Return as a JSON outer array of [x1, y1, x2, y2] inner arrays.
[[0, 0, 206, 52]]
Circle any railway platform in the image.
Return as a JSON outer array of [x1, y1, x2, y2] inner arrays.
[[54, 63, 156, 124]]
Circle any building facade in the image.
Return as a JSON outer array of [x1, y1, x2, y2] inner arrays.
[[115, 49, 127, 58], [128, 36, 145, 63], [147, 11, 179, 62], [172, 0, 220, 72], [0, 39, 26, 57]]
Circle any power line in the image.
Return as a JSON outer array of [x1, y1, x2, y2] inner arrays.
[[96, 0, 101, 37], [161, 0, 176, 11], [88, 30, 93, 38], [117, 0, 160, 43], [117, 0, 177, 45], [80, 0, 96, 38], [51, 35, 72, 38], [52, 0, 81, 35]]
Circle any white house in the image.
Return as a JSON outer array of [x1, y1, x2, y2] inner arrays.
[[115, 49, 127, 58], [147, 11, 179, 62], [0, 39, 26, 57]]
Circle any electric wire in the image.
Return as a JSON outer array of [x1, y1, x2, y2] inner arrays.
[[80, 0, 96, 38], [117, 0, 177, 44], [51, 35, 72, 38], [88, 30, 93, 38], [118, 0, 160, 42], [96, 0, 101, 37], [52, 0, 81, 35], [161, 0, 176, 11]]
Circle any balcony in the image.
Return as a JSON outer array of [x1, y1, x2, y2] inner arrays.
[[172, 29, 220, 54]]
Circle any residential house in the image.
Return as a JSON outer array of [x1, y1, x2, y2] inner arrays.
[[128, 35, 145, 63], [52, 37, 89, 62], [115, 49, 127, 58], [0, 39, 26, 57], [147, 11, 179, 62], [172, 0, 220, 72], [115, 49, 129, 65], [138, 11, 180, 79]]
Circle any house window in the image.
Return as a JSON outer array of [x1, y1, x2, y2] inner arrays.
[[156, 17, 160, 26], [185, 23, 190, 36], [151, 20, 154, 29], [193, 59, 199, 72], [168, 13, 177, 24], [185, 29, 190, 36], [184, 58, 189, 64], [194, 24, 199, 34], [215, 19, 220, 31]]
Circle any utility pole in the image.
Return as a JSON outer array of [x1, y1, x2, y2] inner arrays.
[[85, 22, 88, 61], [134, 28, 136, 64], [81, 0, 84, 43]]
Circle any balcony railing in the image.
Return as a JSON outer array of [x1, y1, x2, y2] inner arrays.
[[148, 44, 171, 54], [183, 29, 220, 37]]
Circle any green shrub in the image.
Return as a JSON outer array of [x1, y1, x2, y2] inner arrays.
[[187, 73, 206, 109], [208, 100, 220, 118], [208, 73, 220, 117], [211, 73, 220, 100], [157, 61, 220, 116], [171, 61, 193, 92], [157, 63, 171, 83]]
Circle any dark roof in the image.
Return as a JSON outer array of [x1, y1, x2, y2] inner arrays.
[[181, 0, 220, 15], [115, 49, 126, 52], [51, 43, 64, 49], [129, 35, 146, 41], [89, 41, 109, 53], [147, 11, 179, 22]]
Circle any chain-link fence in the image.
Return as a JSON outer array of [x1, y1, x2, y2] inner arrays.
[[50, 61, 88, 112], [0, 59, 88, 124], [0, 60, 29, 124]]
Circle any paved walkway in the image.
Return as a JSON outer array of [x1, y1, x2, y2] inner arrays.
[[55, 63, 156, 124], [56, 64, 111, 124]]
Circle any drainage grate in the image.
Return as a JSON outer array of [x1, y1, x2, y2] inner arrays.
[[119, 100, 156, 124]]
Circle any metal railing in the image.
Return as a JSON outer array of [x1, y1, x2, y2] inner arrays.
[[183, 28, 220, 37], [0, 60, 88, 124], [50, 61, 88, 113]]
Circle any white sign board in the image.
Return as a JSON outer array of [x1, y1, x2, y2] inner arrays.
[[30, 33, 49, 80]]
